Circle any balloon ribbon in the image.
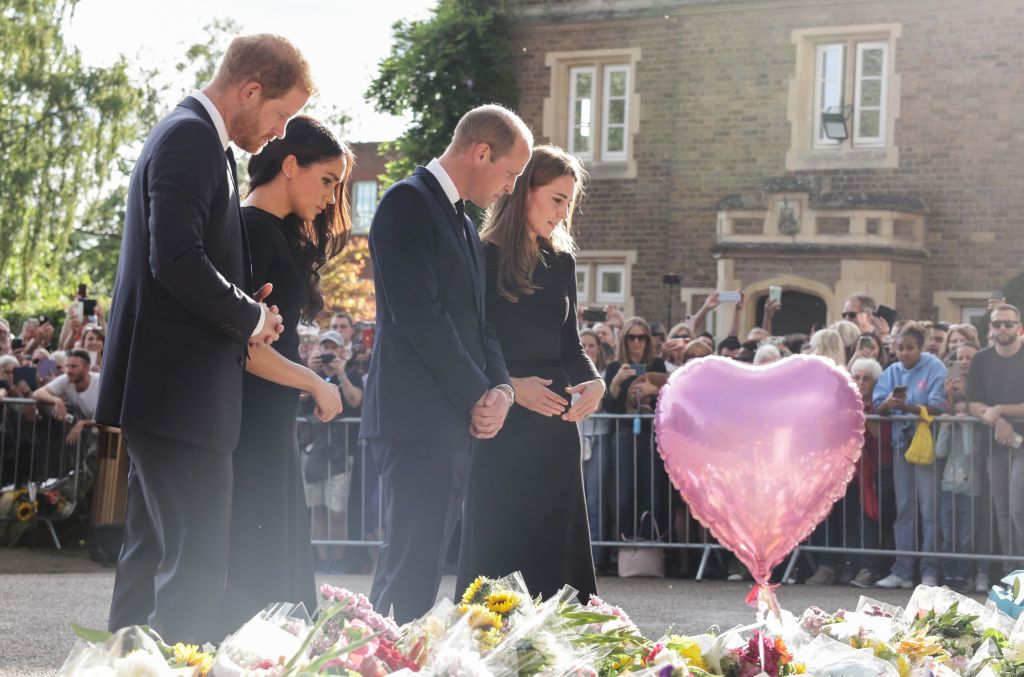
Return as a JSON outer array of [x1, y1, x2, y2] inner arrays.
[[745, 582, 782, 620]]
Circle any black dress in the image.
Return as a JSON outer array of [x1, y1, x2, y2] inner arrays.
[[456, 243, 600, 602], [221, 207, 316, 631]]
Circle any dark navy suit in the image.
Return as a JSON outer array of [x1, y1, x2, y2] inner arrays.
[[97, 97, 261, 642], [360, 166, 509, 622]]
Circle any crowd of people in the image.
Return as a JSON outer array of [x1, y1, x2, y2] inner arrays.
[[576, 290, 1024, 594], [5, 287, 1023, 595], [0, 300, 109, 485]]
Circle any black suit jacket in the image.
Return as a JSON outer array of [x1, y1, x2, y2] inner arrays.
[[359, 166, 509, 448], [96, 97, 262, 452]]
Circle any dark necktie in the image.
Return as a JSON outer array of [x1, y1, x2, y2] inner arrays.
[[455, 200, 477, 272], [226, 147, 238, 187]]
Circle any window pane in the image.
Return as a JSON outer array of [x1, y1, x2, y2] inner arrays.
[[609, 69, 627, 97], [821, 80, 841, 110], [860, 79, 882, 107], [574, 129, 591, 153], [859, 110, 880, 137], [608, 99, 626, 125], [579, 98, 592, 127], [606, 127, 624, 152], [821, 48, 843, 81], [861, 48, 884, 77], [575, 72, 593, 98], [577, 271, 586, 287], [601, 271, 622, 294]]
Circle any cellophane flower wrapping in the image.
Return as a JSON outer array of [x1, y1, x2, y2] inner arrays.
[[210, 602, 311, 676], [794, 633, 899, 677], [58, 626, 176, 677]]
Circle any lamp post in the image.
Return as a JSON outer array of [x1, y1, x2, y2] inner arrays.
[[662, 273, 681, 327]]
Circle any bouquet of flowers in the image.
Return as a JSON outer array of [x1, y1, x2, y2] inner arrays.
[[59, 624, 215, 676]]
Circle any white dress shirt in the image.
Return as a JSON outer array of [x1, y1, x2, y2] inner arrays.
[[426, 158, 461, 210], [189, 90, 265, 337]]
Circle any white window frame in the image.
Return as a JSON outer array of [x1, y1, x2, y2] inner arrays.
[[352, 180, 378, 233], [567, 66, 596, 160], [601, 65, 630, 161], [853, 42, 888, 147], [595, 264, 626, 304], [962, 306, 988, 326], [575, 264, 590, 303], [812, 43, 845, 148]]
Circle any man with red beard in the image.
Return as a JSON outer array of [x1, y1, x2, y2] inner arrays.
[[97, 35, 314, 642]]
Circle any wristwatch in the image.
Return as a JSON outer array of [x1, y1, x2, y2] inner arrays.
[[494, 383, 515, 406]]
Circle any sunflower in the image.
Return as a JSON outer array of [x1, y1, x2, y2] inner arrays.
[[461, 575, 488, 605], [457, 603, 503, 631], [485, 591, 521, 615], [477, 627, 503, 651], [15, 500, 35, 522]]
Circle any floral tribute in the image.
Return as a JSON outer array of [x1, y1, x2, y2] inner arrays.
[[60, 575, 1024, 676]]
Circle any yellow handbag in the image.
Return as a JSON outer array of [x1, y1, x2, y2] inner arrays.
[[905, 405, 935, 465]]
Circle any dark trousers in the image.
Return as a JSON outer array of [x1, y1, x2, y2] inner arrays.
[[368, 437, 471, 624], [107, 429, 232, 643]]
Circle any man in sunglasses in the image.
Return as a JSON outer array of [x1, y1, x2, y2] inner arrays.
[[843, 293, 878, 332], [968, 304, 1024, 559]]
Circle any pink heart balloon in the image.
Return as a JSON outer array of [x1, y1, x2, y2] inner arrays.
[[654, 354, 865, 586]]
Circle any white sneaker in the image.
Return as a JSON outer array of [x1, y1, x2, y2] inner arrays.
[[921, 574, 939, 587], [727, 573, 743, 582], [876, 573, 914, 589], [975, 572, 991, 593]]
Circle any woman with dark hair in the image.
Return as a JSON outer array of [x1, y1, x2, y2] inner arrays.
[[456, 145, 605, 602], [872, 321, 948, 589], [220, 115, 354, 630], [847, 332, 888, 371]]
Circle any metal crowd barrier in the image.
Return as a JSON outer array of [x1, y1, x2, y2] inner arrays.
[[0, 397, 87, 548], [5, 401, 1019, 583], [308, 413, 1024, 583]]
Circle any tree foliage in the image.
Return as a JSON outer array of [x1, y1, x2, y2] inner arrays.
[[319, 235, 376, 322], [365, 0, 518, 188], [0, 0, 160, 312]]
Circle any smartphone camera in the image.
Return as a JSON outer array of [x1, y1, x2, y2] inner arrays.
[[582, 307, 606, 323]]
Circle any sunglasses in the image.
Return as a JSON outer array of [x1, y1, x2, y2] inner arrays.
[[991, 320, 1019, 329], [625, 334, 649, 342], [842, 311, 860, 320]]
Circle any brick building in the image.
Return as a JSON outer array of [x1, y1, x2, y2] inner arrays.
[[503, 0, 1024, 335], [348, 142, 389, 235]]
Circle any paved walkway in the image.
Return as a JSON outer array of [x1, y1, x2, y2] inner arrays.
[[0, 547, 988, 676]]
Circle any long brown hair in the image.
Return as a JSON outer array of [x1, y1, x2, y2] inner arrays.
[[479, 144, 587, 302], [616, 316, 654, 366], [246, 115, 353, 321]]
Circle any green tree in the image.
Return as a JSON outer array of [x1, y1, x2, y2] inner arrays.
[[365, 0, 518, 188], [0, 0, 159, 312]]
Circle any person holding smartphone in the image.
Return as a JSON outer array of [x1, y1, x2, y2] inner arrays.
[[873, 322, 949, 589], [602, 317, 669, 547], [848, 332, 888, 370]]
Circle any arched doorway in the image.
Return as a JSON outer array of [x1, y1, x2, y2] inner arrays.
[[755, 291, 827, 335]]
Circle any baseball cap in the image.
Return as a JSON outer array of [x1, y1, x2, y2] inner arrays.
[[319, 330, 346, 346]]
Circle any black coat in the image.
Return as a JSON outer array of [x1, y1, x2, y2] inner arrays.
[[359, 166, 509, 448], [96, 97, 261, 452]]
